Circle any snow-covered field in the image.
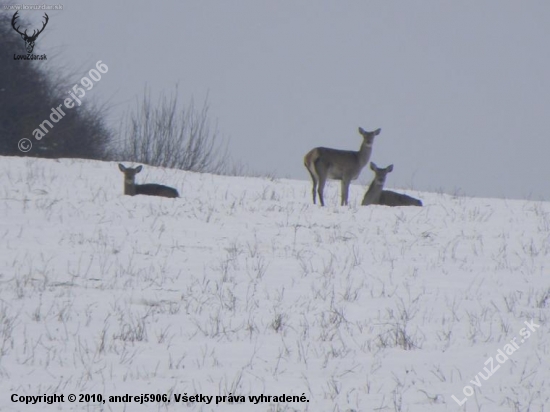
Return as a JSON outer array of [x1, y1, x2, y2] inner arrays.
[[0, 156, 549, 412]]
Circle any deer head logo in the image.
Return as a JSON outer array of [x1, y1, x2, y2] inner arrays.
[[11, 11, 49, 54]]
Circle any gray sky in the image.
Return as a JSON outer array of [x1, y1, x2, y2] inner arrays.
[[9, 1, 550, 200]]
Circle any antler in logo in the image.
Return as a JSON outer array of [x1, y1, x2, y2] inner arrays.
[[11, 11, 49, 54]]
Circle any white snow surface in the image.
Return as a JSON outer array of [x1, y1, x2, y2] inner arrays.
[[0, 156, 549, 412]]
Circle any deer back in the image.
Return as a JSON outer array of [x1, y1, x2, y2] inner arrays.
[[379, 190, 422, 207], [136, 184, 179, 198]]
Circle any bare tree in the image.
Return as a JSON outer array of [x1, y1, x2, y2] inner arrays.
[[114, 87, 228, 174]]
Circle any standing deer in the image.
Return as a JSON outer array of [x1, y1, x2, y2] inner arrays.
[[304, 127, 381, 206], [361, 162, 422, 207], [118, 164, 179, 198]]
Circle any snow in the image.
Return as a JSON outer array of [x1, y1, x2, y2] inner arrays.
[[0, 156, 549, 411]]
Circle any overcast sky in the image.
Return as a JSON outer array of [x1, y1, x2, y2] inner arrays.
[[7, 1, 550, 200]]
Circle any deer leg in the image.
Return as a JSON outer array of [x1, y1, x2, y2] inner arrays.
[[312, 181, 317, 204], [341, 179, 350, 206], [306, 169, 317, 204], [317, 176, 327, 207]]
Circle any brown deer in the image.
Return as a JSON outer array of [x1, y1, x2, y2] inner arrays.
[[304, 127, 381, 206], [118, 164, 179, 198], [379, 190, 422, 207], [11, 11, 49, 54], [361, 162, 422, 207]]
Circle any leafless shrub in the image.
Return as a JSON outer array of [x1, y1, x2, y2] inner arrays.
[[113, 87, 229, 174]]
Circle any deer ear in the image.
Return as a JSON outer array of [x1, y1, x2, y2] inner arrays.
[[136, 165, 143, 173], [370, 162, 377, 171], [387, 164, 394, 172], [118, 164, 126, 172], [375, 128, 381, 135], [358, 127, 365, 134]]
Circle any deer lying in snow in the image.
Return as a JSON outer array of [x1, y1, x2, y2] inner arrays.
[[118, 164, 179, 198], [361, 162, 422, 207]]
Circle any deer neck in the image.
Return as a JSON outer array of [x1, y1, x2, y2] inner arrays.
[[367, 178, 384, 196], [124, 177, 137, 196], [358, 142, 373, 166], [363, 177, 385, 205]]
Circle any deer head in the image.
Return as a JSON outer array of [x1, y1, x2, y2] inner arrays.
[[370, 162, 394, 186], [11, 11, 49, 54]]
